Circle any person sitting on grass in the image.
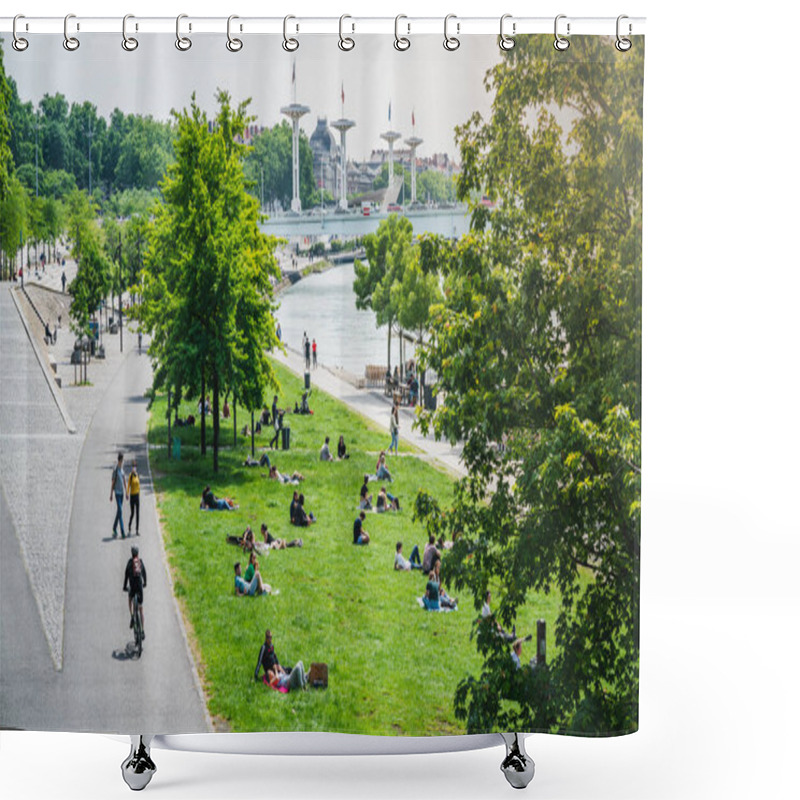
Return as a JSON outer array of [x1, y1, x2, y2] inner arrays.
[[359, 475, 373, 510], [421, 534, 441, 574], [375, 452, 393, 482], [202, 486, 237, 510], [257, 522, 302, 551], [241, 526, 256, 552], [481, 590, 516, 642], [269, 465, 304, 485], [244, 451, 271, 468], [353, 511, 370, 545], [234, 561, 270, 596], [320, 436, 334, 462], [337, 435, 350, 460], [422, 570, 440, 611], [300, 391, 312, 415], [376, 486, 400, 512], [433, 558, 458, 609], [254, 629, 308, 691], [394, 541, 422, 570], [292, 493, 316, 526]]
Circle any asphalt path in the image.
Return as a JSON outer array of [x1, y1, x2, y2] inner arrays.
[[1, 339, 208, 733]]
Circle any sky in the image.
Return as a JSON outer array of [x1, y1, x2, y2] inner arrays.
[[4, 34, 502, 162]]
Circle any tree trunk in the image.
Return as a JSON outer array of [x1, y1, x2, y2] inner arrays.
[[387, 322, 392, 373], [200, 371, 207, 455], [212, 374, 220, 473]]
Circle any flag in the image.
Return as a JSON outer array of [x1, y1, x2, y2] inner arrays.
[[388, 101, 392, 123], [341, 83, 345, 105], [412, 109, 415, 128], [292, 61, 296, 85]]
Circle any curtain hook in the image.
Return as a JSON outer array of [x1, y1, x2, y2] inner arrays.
[[554, 14, 570, 51], [394, 14, 410, 51], [122, 14, 139, 51], [176, 14, 192, 51], [12, 14, 29, 51], [615, 15, 632, 51], [63, 13, 80, 51], [499, 14, 515, 51], [443, 14, 460, 51], [226, 15, 243, 52], [338, 14, 355, 51], [283, 15, 299, 52]]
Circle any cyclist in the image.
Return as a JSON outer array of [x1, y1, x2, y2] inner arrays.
[[123, 546, 147, 640]]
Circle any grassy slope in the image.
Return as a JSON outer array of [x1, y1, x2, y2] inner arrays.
[[149, 360, 562, 735]]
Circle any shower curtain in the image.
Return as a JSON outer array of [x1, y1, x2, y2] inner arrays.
[[0, 25, 643, 741]]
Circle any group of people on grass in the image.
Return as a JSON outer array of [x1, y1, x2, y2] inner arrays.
[[319, 435, 350, 461]]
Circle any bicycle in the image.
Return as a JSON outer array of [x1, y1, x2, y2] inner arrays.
[[130, 592, 144, 657]]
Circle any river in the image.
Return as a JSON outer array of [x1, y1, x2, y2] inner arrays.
[[276, 263, 414, 377]]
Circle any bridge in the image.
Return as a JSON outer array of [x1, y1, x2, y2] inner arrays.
[[260, 206, 471, 240]]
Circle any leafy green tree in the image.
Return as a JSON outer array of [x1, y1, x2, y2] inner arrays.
[[0, 42, 14, 204], [64, 189, 97, 263], [416, 169, 457, 204], [42, 169, 77, 199], [0, 177, 26, 278], [141, 91, 280, 472], [372, 162, 411, 202], [415, 36, 643, 735], [354, 214, 415, 373]]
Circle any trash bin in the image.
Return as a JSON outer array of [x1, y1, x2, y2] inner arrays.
[[172, 437, 181, 460], [304, 371, 311, 390], [281, 426, 291, 451]]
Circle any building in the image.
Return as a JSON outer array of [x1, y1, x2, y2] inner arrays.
[[308, 117, 339, 198]]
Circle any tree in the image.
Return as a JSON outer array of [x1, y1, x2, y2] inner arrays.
[[0, 176, 26, 278], [414, 36, 643, 735], [372, 162, 412, 202], [354, 214, 415, 373], [416, 169, 457, 205], [141, 91, 280, 472]]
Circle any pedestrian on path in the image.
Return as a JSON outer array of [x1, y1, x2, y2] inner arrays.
[[312, 338, 318, 369], [110, 452, 129, 538], [61, 270, 66, 293], [127, 459, 141, 536], [389, 404, 399, 455], [304, 336, 311, 370]]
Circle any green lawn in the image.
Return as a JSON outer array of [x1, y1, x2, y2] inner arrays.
[[148, 360, 563, 735]]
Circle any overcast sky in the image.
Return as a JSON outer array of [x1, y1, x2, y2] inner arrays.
[[5, 34, 502, 161]]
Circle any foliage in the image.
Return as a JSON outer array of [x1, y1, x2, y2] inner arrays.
[[415, 35, 644, 735], [141, 91, 281, 473], [68, 234, 111, 335], [416, 169, 457, 205], [244, 121, 315, 211], [372, 162, 412, 201], [0, 176, 26, 270]]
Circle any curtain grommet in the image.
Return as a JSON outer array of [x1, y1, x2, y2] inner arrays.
[[443, 14, 460, 52], [615, 15, 632, 51], [283, 15, 299, 52], [554, 14, 570, 51], [176, 14, 192, 51], [121, 14, 139, 51], [499, 14, 515, 51], [226, 15, 243, 52], [394, 15, 410, 51], [12, 14, 29, 51], [338, 14, 355, 51]]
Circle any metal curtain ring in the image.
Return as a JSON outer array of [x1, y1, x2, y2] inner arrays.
[[553, 14, 570, 51], [338, 14, 354, 51], [443, 14, 460, 51], [283, 15, 299, 52], [499, 13, 515, 51], [63, 13, 80, 51], [176, 14, 192, 51], [615, 14, 632, 51], [12, 14, 29, 51], [122, 14, 139, 51], [227, 15, 243, 52], [394, 14, 410, 51]]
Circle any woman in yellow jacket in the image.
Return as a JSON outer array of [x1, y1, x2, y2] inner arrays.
[[127, 459, 141, 536]]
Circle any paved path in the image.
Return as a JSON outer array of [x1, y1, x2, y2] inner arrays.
[[273, 345, 465, 477], [1, 282, 208, 733]]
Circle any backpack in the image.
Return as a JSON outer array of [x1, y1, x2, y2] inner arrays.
[[132, 556, 142, 578]]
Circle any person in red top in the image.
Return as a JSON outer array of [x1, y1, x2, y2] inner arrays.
[[312, 338, 318, 369]]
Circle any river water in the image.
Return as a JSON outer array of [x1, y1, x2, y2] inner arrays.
[[276, 263, 414, 377]]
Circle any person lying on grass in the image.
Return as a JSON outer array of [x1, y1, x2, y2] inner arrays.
[[353, 511, 370, 545], [359, 475, 373, 510], [269, 465, 304, 485], [376, 486, 400, 512], [292, 493, 316, 526], [234, 561, 271, 596], [244, 452, 271, 468], [375, 452, 393, 483], [394, 541, 422, 570], [202, 486, 237, 510], [258, 522, 303, 551], [254, 629, 308, 691]]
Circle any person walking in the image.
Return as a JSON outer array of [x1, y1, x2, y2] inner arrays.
[[110, 452, 129, 538], [312, 338, 318, 369], [304, 336, 311, 371], [127, 459, 141, 536], [389, 404, 399, 455], [61, 270, 67, 293]]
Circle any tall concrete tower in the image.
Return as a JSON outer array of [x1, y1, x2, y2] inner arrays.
[[331, 83, 355, 211], [380, 100, 402, 181], [405, 113, 423, 206], [280, 60, 310, 213]]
